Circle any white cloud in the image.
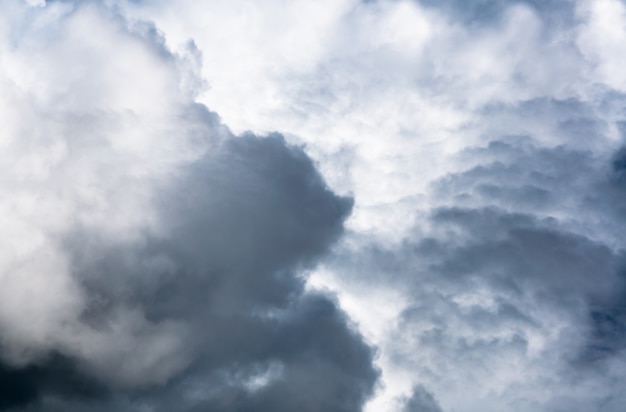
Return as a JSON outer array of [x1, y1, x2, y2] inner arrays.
[[0, 1, 207, 382], [577, 0, 626, 92], [116, 1, 626, 410], [0, 3, 378, 411], [4, 0, 626, 411]]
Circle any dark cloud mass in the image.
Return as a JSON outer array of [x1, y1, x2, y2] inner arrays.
[[399, 385, 443, 412], [0, 354, 107, 410], [0, 106, 376, 410], [0, 104, 376, 409], [52, 131, 376, 412], [0, 2, 376, 411], [6, 0, 626, 411], [416, 0, 574, 23]]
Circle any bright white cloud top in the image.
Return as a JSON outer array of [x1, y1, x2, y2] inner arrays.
[[1, 1, 626, 411]]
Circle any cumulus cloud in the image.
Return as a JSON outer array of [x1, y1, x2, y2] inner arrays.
[[5, 0, 626, 411], [398, 385, 443, 412], [330, 135, 626, 411], [114, 0, 626, 410], [0, 1, 376, 411]]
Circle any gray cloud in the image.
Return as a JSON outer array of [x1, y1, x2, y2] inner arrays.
[[0, 2, 377, 411], [101, 0, 626, 409], [7, 0, 626, 411], [415, 0, 575, 24], [398, 385, 443, 412], [327, 128, 626, 410]]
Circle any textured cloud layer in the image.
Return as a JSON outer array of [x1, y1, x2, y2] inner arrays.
[[0, 1, 377, 411], [108, 0, 626, 411], [5, 0, 626, 411]]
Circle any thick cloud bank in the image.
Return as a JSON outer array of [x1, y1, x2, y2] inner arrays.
[[5, 0, 626, 411], [106, 0, 626, 411], [0, 2, 377, 411]]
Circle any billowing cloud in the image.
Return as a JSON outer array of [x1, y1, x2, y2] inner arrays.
[[398, 385, 443, 412], [328, 135, 626, 411], [116, 0, 626, 410], [0, 1, 377, 411], [5, 0, 626, 411]]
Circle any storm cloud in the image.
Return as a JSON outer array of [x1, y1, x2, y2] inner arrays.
[[0, 2, 376, 411], [4, 0, 626, 411]]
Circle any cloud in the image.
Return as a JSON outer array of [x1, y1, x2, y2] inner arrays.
[[102, 0, 626, 410], [0, 1, 377, 411], [323, 133, 626, 411], [6, 0, 626, 411], [398, 385, 443, 412]]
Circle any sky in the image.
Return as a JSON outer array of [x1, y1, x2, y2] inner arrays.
[[1, 0, 626, 411]]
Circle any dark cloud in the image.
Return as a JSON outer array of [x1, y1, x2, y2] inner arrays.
[[9, 0, 626, 410], [0, 354, 106, 410], [415, 0, 575, 26], [0, 127, 377, 411], [399, 385, 443, 412], [0, 4, 377, 411], [328, 128, 626, 409]]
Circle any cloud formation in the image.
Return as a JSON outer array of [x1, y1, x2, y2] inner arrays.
[[116, 0, 626, 410], [0, 1, 376, 411], [5, 0, 626, 411], [330, 136, 626, 411]]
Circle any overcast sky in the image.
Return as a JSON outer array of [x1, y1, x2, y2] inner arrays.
[[2, 0, 626, 411]]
